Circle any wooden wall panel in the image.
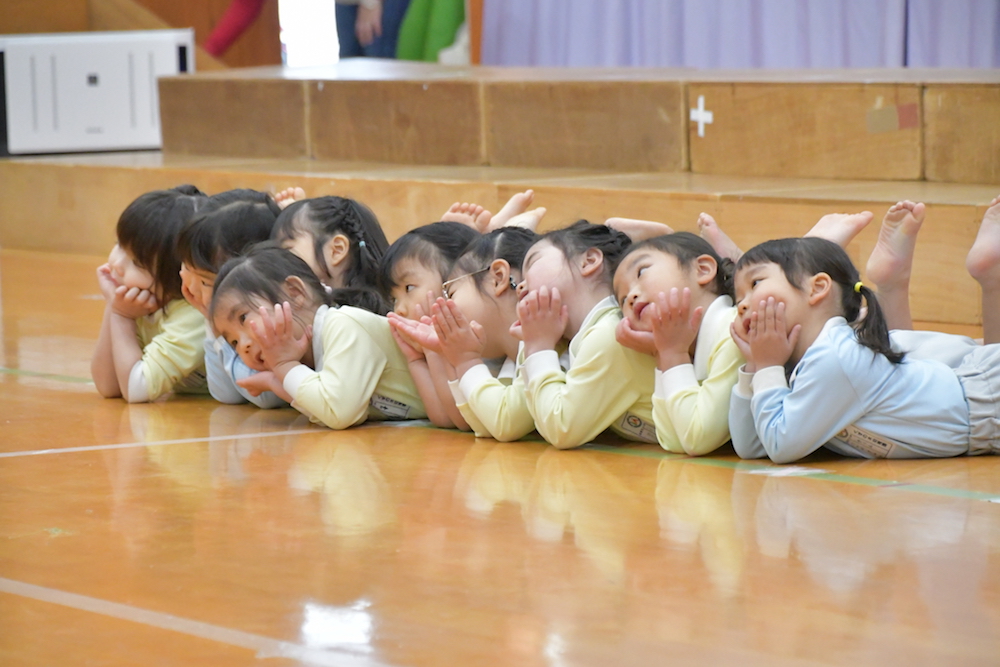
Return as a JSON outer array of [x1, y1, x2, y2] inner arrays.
[[159, 78, 308, 158], [309, 80, 484, 165], [87, 0, 226, 71], [0, 0, 89, 34], [486, 81, 687, 172], [133, 0, 281, 68], [924, 85, 1000, 185], [688, 83, 923, 181]]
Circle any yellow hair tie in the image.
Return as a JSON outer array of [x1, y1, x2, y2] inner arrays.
[[854, 281, 863, 293]]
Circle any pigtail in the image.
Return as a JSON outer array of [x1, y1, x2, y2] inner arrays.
[[716, 257, 736, 299], [337, 198, 389, 291], [852, 284, 905, 364]]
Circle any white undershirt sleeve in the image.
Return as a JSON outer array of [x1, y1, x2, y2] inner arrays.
[[127, 361, 150, 404]]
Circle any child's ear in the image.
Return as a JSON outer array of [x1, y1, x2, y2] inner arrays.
[[324, 234, 352, 269], [807, 272, 834, 305], [579, 248, 605, 278], [283, 276, 312, 308], [694, 254, 719, 286], [490, 259, 513, 297]]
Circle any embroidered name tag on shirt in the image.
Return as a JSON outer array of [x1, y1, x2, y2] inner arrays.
[[370, 394, 412, 419], [837, 424, 900, 458], [616, 412, 657, 443]]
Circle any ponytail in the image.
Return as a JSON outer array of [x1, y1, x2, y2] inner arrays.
[[737, 237, 904, 364]]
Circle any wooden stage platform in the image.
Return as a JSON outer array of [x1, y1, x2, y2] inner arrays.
[[1, 150, 995, 328], [2, 62, 998, 327], [2, 63, 1000, 664], [157, 61, 1000, 183]]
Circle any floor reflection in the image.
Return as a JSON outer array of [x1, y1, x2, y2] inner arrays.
[[3, 242, 1000, 665]]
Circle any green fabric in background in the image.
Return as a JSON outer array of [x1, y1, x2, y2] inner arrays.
[[395, 0, 465, 61]]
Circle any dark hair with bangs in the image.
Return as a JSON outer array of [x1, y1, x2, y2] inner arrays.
[[116, 184, 207, 302], [621, 232, 735, 298], [450, 227, 538, 295], [210, 245, 389, 322], [736, 237, 903, 364], [177, 189, 280, 273], [271, 196, 389, 291], [377, 221, 480, 294], [529, 220, 632, 285]]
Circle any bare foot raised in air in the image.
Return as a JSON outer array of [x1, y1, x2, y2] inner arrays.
[[503, 207, 547, 231], [805, 211, 874, 248], [606, 217, 674, 242], [274, 187, 307, 210], [697, 213, 742, 262], [863, 201, 925, 330], [966, 196, 1000, 344], [966, 196, 1000, 289], [865, 201, 925, 291], [442, 202, 493, 232], [484, 189, 537, 232]]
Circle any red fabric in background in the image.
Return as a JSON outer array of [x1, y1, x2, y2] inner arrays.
[[205, 0, 268, 57]]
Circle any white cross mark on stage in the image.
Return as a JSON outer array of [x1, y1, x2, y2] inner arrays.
[[690, 95, 713, 137]]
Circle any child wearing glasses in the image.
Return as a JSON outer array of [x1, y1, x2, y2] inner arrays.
[[391, 228, 546, 441]]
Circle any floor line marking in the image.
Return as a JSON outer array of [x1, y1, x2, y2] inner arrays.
[[582, 444, 1000, 503], [0, 429, 325, 459], [4, 420, 997, 503], [0, 577, 387, 667], [0, 367, 93, 384]]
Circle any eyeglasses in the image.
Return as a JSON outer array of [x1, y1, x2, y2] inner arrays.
[[441, 267, 490, 300]]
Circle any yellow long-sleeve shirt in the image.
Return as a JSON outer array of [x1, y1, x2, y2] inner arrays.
[[131, 299, 208, 402], [652, 295, 742, 456], [520, 297, 657, 449], [282, 305, 426, 429], [449, 356, 535, 441]]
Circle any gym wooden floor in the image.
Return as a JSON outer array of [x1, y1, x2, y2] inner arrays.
[[2, 248, 1000, 666]]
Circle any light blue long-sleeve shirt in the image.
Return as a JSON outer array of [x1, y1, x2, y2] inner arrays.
[[730, 317, 970, 463], [204, 334, 288, 409]]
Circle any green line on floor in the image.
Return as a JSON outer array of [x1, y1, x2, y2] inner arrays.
[[583, 444, 1000, 503], [0, 367, 93, 384]]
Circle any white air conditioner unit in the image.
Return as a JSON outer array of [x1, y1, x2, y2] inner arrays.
[[0, 29, 194, 155]]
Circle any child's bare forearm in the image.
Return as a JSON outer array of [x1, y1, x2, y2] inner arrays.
[[108, 314, 144, 401], [426, 352, 470, 431], [408, 358, 454, 428], [91, 305, 122, 398]]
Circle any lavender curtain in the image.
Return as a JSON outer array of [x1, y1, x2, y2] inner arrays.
[[906, 0, 1000, 67], [481, 0, 998, 68]]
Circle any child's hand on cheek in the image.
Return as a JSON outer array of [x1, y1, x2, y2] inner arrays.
[[432, 298, 487, 374], [730, 317, 755, 373], [181, 282, 209, 319], [96, 264, 120, 301], [747, 297, 800, 370], [250, 302, 311, 379], [650, 288, 705, 371], [616, 318, 656, 356], [111, 285, 159, 319], [518, 286, 569, 357]]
